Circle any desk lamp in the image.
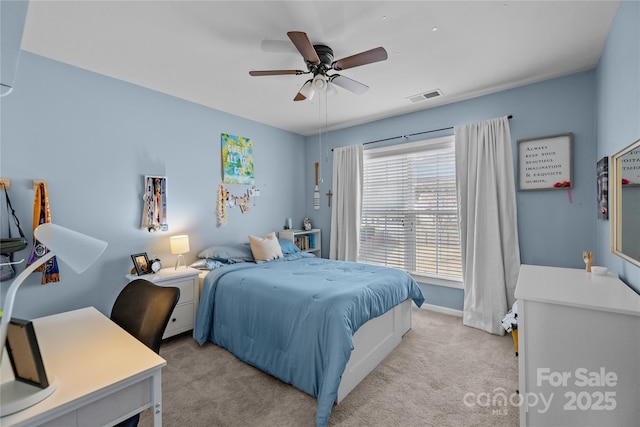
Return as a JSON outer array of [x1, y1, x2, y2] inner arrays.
[[0, 223, 107, 416], [170, 234, 190, 269]]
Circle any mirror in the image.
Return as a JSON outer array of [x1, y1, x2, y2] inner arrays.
[[611, 138, 640, 267]]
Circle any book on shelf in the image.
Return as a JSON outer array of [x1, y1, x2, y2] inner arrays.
[[293, 235, 313, 250]]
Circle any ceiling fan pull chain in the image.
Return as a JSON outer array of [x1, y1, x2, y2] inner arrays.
[[323, 91, 329, 174], [318, 91, 323, 183]]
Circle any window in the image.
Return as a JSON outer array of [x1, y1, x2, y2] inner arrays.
[[358, 136, 462, 281]]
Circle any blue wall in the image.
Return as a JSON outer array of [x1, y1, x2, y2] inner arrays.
[[1, 52, 307, 318], [305, 71, 598, 311], [306, 1, 640, 306], [595, 0, 640, 293], [2, 1, 638, 319]]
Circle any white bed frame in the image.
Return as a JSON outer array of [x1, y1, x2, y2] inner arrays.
[[337, 298, 412, 402], [198, 272, 412, 404]]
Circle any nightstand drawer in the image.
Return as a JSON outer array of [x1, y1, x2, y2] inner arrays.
[[126, 267, 200, 339], [164, 302, 194, 337], [174, 280, 194, 304]]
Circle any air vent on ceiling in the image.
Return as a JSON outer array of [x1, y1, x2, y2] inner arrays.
[[407, 89, 443, 103]]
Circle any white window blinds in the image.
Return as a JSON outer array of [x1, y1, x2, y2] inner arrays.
[[359, 136, 462, 279]]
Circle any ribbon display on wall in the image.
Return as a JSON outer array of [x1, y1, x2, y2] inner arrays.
[[141, 176, 168, 232], [216, 184, 260, 227], [27, 182, 59, 284]]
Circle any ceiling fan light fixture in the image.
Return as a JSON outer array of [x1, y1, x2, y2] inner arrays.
[[299, 80, 315, 100], [312, 74, 327, 91], [251, 31, 388, 101]]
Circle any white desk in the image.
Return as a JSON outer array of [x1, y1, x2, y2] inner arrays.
[[0, 307, 166, 426]]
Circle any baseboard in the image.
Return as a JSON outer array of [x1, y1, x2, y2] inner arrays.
[[419, 303, 463, 317]]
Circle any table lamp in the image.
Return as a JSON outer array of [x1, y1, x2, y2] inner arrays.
[[0, 223, 108, 416], [170, 234, 189, 270]]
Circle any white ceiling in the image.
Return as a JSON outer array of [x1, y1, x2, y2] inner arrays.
[[20, 1, 619, 136]]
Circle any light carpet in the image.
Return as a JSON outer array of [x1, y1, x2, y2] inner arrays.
[[140, 308, 518, 427]]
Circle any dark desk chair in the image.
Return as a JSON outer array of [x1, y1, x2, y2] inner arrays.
[[110, 279, 180, 427]]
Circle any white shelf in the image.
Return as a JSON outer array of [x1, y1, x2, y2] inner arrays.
[[279, 228, 321, 257]]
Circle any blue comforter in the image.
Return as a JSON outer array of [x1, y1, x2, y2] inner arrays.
[[194, 253, 424, 426]]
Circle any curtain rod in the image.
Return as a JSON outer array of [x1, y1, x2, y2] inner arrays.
[[362, 115, 513, 147]]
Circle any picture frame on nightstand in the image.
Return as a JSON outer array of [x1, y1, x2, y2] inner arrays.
[[131, 252, 151, 276], [6, 318, 49, 389]]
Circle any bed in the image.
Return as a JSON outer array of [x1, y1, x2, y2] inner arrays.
[[193, 243, 424, 427]]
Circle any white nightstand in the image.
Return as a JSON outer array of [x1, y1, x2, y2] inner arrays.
[[125, 267, 201, 338]]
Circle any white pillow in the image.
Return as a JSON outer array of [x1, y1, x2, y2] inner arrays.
[[248, 232, 284, 262]]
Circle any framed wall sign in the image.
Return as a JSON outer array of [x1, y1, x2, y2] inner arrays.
[[518, 133, 572, 191]]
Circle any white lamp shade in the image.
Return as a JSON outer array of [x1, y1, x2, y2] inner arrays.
[[299, 80, 315, 101], [34, 223, 108, 274], [170, 235, 190, 254], [1, 223, 107, 417], [312, 74, 327, 91]]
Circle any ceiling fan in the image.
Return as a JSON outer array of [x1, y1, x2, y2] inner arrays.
[[249, 31, 388, 101]]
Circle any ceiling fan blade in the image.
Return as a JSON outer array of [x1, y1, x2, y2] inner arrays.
[[330, 74, 369, 95], [294, 80, 314, 101], [326, 81, 340, 96], [287, 31, 321, 65], [249, 70, 305, 76], [332, 47, 388, 71]]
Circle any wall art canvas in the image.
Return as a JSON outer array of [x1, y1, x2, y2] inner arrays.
[[222, 133, 254, 185], [597, 156, 608, 220]]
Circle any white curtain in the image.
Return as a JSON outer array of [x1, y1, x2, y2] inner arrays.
[[329, 145, 363, 261], [454, 116, 520, 335]]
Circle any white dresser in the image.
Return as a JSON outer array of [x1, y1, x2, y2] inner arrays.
[[125, 267, 201, 338], [515, 264, 640, 426]]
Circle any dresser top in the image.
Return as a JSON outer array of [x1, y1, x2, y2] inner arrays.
[[515, 264, 640, 316]]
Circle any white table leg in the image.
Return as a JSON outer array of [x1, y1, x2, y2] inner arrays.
[[152, 371, 162, 426]]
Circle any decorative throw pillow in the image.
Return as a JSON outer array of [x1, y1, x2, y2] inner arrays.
[[197, 244, 254, 263], [249, 232, 284, 262]]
